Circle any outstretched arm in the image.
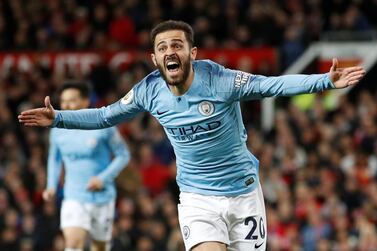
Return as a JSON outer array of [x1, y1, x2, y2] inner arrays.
[[211, 58, 365, 101], [19, 88, 146, 129], [257, 58, 365, 97], [18, 96, 124, 129]]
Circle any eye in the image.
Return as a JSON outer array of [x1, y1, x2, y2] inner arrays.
[[158, 46, 166, 52]]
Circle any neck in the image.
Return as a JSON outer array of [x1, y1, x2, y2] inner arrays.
[[169, 66, 195, 96]]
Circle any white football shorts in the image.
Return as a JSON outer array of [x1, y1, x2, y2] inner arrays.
[[60, 199, 115, 242], [178, 183, 267, 251]]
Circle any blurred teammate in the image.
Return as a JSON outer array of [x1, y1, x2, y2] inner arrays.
[[20, 21, 365, 251], [42, 83, 130, 251]]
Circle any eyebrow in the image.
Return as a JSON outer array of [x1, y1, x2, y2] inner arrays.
[[156, 39, 184, 47]]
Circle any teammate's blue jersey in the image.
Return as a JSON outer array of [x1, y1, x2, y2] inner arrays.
[[47, 127, 130, 203], [53, 60, 334, 196]]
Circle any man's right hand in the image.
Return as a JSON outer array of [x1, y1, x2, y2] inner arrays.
[[42, 188, 56, 202], [18, 96, 56, 127]]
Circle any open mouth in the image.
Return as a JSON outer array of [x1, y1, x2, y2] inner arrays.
[[166, 61, 180, 73]]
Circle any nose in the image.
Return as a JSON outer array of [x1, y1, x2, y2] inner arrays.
[[166, 45, 177, 56], [165, 52, 178, 61]]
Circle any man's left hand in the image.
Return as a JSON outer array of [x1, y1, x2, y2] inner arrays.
[[329, 58, 366, 89]]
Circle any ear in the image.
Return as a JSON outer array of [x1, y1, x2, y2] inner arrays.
[[151, 53, 157, 66], [190, 47, 197, 60]]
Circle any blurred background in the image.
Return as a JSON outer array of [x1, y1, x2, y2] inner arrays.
[[0, 0, 376, 251]]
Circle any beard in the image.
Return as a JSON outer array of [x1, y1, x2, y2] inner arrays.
[[157, 54, 191, 86]]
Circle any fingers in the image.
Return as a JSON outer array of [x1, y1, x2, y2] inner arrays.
[[348, 75, 364, 83], [344, 70, 365, 83], [87, 179, 102, 191], [18, 103, 54, 127], [342, 66, 364, 74], [87, 184, 98, 191], [338, 66, 365, 86], [45, 96, 52, 109], [347, 75, 365, 85], [341, 70, 365, 86], [345, 69, 366, 78], [25, 122, 39, 127], [330, 58, 338, 72], [43, 193, 50, 201], [18, 114, 36, 120], [348, 80, 360, 86], [87, 181, 95, 190], [18, 115, 42, 126], [18, 114, 37, 124], [43, 193, 54, 202], [19, 108, 40, 116], [18, 117, 35, 124]]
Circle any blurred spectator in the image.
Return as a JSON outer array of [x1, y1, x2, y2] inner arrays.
[[109, 7, 138, 48], [0, 0, 373, 53]]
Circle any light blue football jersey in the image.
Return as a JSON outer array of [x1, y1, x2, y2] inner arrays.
[[47, 127, 130, 203], [53, 60, 334, 196]]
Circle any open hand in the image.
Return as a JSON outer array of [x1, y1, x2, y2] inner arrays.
[[329, 58, 365, 89], [18, 96, 55, 127]]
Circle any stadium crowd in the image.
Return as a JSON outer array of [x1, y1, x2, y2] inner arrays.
[[0, 0, 377, 251], [0, 0, 376, 66]]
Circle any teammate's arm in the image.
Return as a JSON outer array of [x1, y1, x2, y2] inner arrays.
[[43, 130, 63, 201], [87, 128, 130, 191]]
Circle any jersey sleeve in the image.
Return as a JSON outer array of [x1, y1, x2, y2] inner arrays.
[[97, 127, 130, 184], [52, 82, 148, 129], [209, 61, 335, 102], [46, 130, 63, 190]]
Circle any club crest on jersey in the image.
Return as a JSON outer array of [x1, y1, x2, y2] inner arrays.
[[121, 89, 134, 105], [182, 226, 190, 240], [198, 101, 214, 116]]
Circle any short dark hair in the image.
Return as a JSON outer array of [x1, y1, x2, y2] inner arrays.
[[58, 82, 90, 98], [150, 20, 194, 48]]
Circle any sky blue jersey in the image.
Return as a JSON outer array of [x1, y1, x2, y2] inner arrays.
[[53, 60, 334, 196], [47, 127, 130, 204]]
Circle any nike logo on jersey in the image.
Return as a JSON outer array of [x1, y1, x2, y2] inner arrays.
[[255, 242, 264, 249], [157, 110, 168, 115]]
